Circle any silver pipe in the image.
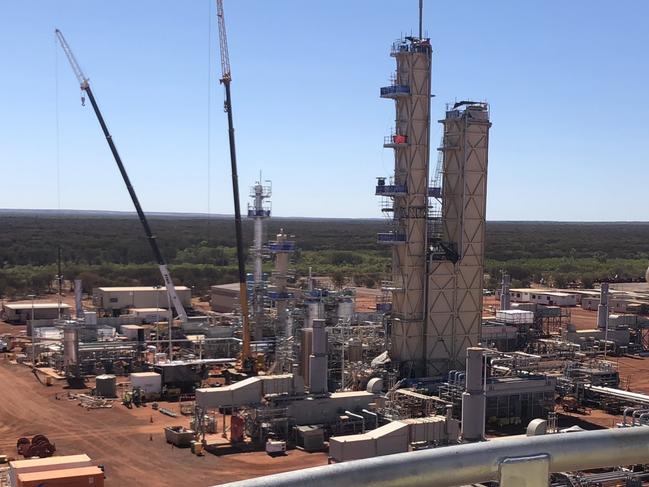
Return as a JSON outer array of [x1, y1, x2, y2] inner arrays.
[[345, 411, 365, 434], [361, 409, 378, 430], [639, 413, 649, 425], [217, 427, 649, 487], [632, 409, 649, 426]]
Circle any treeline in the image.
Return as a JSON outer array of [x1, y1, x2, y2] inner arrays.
[[1, 213, 648, 298], [0, 214, 386, 267]]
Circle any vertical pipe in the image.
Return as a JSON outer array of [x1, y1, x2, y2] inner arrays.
[[418, 0, 423, 39], [74, 279, 83, 319]]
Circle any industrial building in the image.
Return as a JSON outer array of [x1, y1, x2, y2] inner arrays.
[[496, 288, 578, 307], [92, 286, 191, 314], [210, 283, 240, 313], [2, 302, 71, 324]]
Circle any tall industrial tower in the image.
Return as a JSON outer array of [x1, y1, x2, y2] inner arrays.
[[427, 102, 491, 375], [377, 35, 432, 376], [268, 229, 295, 337], [248, 179, 271, 340], [378, 37, 491, 376]]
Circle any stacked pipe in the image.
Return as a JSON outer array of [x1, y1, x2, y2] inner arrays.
[[597, 282, 609, 330], [461, 347, 485, 441], [74, 279, 84, 319], [499, 273, 511, 311], [308, 319, 328, 394]]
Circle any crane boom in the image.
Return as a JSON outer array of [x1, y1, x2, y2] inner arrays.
[[55, 29, 188, 323], [214, 0, 252, 368], [216, 0, 231, 81]]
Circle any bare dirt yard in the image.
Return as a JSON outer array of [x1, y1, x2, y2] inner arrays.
[[0, 361, 327, 486]]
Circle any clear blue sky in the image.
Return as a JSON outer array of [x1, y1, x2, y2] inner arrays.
[[1, 1, 648, 220]]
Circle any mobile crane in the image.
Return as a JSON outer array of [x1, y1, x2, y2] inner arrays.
[[55, 29, 188, 323], [215, 0, 254, 372]]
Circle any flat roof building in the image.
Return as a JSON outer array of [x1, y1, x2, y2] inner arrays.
[[210, 283, 240, 313], [92, 286, 191, 313], [496, 288, 578, 307], [2, 302, 71, 324]]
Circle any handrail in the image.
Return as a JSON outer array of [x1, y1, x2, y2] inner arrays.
[[216, 427, 649, 487]]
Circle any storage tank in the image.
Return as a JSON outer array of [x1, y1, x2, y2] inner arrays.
[[306, 301, 323, 328], [337, 300, 354, 321], [83, 311, 97, 326], [95, 374, 117, 398], [347, 339, 363, 362], [63, 326, 78, 368]]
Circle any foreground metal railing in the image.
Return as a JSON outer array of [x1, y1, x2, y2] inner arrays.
[[217, 427, 649, 487]]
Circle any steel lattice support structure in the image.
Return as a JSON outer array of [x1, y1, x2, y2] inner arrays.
[[379, 38, 432, 376], [425, 103, 491, 375]]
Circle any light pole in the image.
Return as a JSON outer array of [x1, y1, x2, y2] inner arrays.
[[28, 294, 36, 364]]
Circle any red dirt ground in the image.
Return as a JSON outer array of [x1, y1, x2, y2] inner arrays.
[[0, 361, 327, 486]]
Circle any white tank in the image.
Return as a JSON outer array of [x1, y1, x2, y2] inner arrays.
[[63, 326, 78, 367], [337, 300, 354, 320], [306, 301, 323, 328], [83, 311, 97, 326]]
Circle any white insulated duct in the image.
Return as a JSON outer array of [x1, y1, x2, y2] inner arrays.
[[500, 273, 511, 311], [309, 319, 328, 394], [597, 282, 609, 330], [74, 279, 84, 318], [461, 347, 485, 441]]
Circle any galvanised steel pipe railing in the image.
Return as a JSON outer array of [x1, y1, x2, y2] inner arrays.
[[217, 427, 649, 487]]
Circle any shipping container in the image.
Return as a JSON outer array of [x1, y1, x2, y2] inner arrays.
[[17, 466, 103, 487], [9, 455, 91, 487]]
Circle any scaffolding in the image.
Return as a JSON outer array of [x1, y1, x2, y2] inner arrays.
[[327, 321, 385, 391]]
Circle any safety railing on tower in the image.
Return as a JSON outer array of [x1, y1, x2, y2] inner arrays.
[[383, 134, 408, 148]]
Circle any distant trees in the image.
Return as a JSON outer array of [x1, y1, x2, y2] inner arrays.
[[1, 216, 648, 297], [331, 271, 346, 289]]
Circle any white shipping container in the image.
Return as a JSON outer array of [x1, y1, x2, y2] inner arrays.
[[496, 309, 534, 325]]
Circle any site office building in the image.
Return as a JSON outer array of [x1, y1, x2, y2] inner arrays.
[[93, 286, 191, 315]]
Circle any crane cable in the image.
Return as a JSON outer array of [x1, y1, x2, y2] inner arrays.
[[54, 32, 63, 320], [207, 0, 213, 243], [54, 33, 61, 211]]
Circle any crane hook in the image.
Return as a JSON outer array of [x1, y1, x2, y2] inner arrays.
[[81, 91, 86, 107]]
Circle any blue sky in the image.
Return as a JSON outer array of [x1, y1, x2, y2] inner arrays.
[[1, 1, 648, 220]]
